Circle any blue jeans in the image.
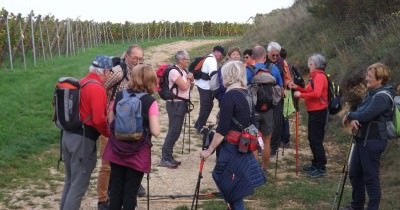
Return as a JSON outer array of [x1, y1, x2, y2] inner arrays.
[[349, 139, 387, 210]]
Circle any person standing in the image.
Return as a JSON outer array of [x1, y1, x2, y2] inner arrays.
[[248, 45, 282, 173], [103, 64, 160, 210], [60, 55, 111, 210], [289, 53, 328, 178], [342, 63, 394, 210], [200, 61, 265, 210], [97, 45, 145, 209], [265, 41, 289, 156], [160, 50, 194, 168], [194, 45, 225, 133]]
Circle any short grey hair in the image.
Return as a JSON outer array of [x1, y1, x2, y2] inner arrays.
[[308, 53, 327, 70], [267, 41, 281, 52], [221, 60, 247, 88], [89, 65, 106, 74], [175, 50, 190, 62]]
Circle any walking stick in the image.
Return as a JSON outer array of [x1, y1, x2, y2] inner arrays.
[[293, 93, 300, 176], [331, 135, 355, 210], [181, 114, 187, 154], [191, 159, 205, 210], [147, 173, 150, 210], [274, 147, 279, 179]]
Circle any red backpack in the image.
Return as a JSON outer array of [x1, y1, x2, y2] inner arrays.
[[156, 64, 187, 101]]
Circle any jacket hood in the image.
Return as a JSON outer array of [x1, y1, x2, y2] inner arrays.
[[369, 85, 395, 97]]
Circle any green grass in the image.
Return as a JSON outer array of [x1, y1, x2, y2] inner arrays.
[[0, 37, 228, 199]]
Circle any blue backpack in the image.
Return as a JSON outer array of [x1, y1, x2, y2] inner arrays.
[[114, 90, 147, 141]]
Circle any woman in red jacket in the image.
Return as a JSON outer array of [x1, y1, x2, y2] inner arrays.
[[289, 53, 328, 178]]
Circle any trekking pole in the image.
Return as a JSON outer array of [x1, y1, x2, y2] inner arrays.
[[295, 111, 299, 176], [191, 159, 205, 210], [147, 173, 150, 210], [181, 113, 187, 154], [274, 147, 279, 179], [188, 109, 191, 153], [331, 136, 355, 210], [293, 90, 300, 176], [188, 89, 193, 154]]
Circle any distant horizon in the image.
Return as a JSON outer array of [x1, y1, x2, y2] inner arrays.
[[1, 0, 294, 23]]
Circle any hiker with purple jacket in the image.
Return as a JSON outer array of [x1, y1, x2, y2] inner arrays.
[[103, 64, 160, 210]]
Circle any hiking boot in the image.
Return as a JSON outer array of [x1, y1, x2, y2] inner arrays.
[[302, 164, 317, 172], [137, 184, 146, 197], [171, 158, 181, 165], [158, 159, 178, 169], [98, 201, 109, 210], [307, 169, 326, 178]]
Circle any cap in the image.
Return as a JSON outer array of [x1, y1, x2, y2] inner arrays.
[[213, 45, 225, 56], [92, 55, 113, 69]]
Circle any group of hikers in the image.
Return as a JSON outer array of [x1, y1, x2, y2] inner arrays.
[[55, 40, 398, 210]]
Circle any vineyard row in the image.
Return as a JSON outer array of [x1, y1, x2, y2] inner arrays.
[[0, 9, 251, 71]]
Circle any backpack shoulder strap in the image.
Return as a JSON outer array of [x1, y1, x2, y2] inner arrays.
[[376, 90, 394, 110], [81, 79, 100, 88]]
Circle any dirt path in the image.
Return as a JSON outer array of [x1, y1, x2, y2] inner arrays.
[[1, 39, 228, 210]]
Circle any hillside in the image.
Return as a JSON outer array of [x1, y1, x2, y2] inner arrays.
[[221, 0, 400, 209]]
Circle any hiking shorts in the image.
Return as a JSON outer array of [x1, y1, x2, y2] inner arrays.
[[255, 109, 274, 136]]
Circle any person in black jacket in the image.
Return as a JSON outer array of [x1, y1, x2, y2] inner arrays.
[[200, 61, 265, 210], [342, 62, 395, 210]]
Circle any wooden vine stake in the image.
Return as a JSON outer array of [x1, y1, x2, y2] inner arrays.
[[5, 12, 14, 70], [19, 17, 27, 70], [30, 11, 37, 67]]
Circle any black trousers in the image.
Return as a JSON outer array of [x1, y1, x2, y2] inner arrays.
[[195, 87, 214, 131], [307, 109, 328, 170], [349, 139, 387, 210], [109, 162, 144, 210]]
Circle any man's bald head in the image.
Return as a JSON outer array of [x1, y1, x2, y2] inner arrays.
[[252, 45, 266, 62]]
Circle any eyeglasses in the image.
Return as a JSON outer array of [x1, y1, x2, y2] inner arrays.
[[127, 54, 144, 63]]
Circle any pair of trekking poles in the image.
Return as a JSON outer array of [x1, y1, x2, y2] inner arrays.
[[274, 93, 301, 178], [181, 90, 195, 154], [331, 134, 356, 210]]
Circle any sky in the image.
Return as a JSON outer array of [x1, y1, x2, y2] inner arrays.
[[1, 0, 294, 23]]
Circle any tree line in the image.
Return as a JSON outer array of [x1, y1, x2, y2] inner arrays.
[[0, 8, 251, 71]]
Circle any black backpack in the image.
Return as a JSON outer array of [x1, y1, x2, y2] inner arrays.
[[310, 73, 342, 115], [249, 65, 280, 112], [53, 77, 99, 131], [290, 65, 305, 88], [188, 56, 211, 80], [156, 64, 188, 101]]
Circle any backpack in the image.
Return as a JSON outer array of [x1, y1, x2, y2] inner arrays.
[[249, 65, 282, 112], [310, 72, 342, 115], [188, 56, 211, 80], [53, 77, 98, 131], [156, 64, 188, 101], [114, 90, 147, 141], [375, 91, 400, 139], [289, 65, 305, 88]]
